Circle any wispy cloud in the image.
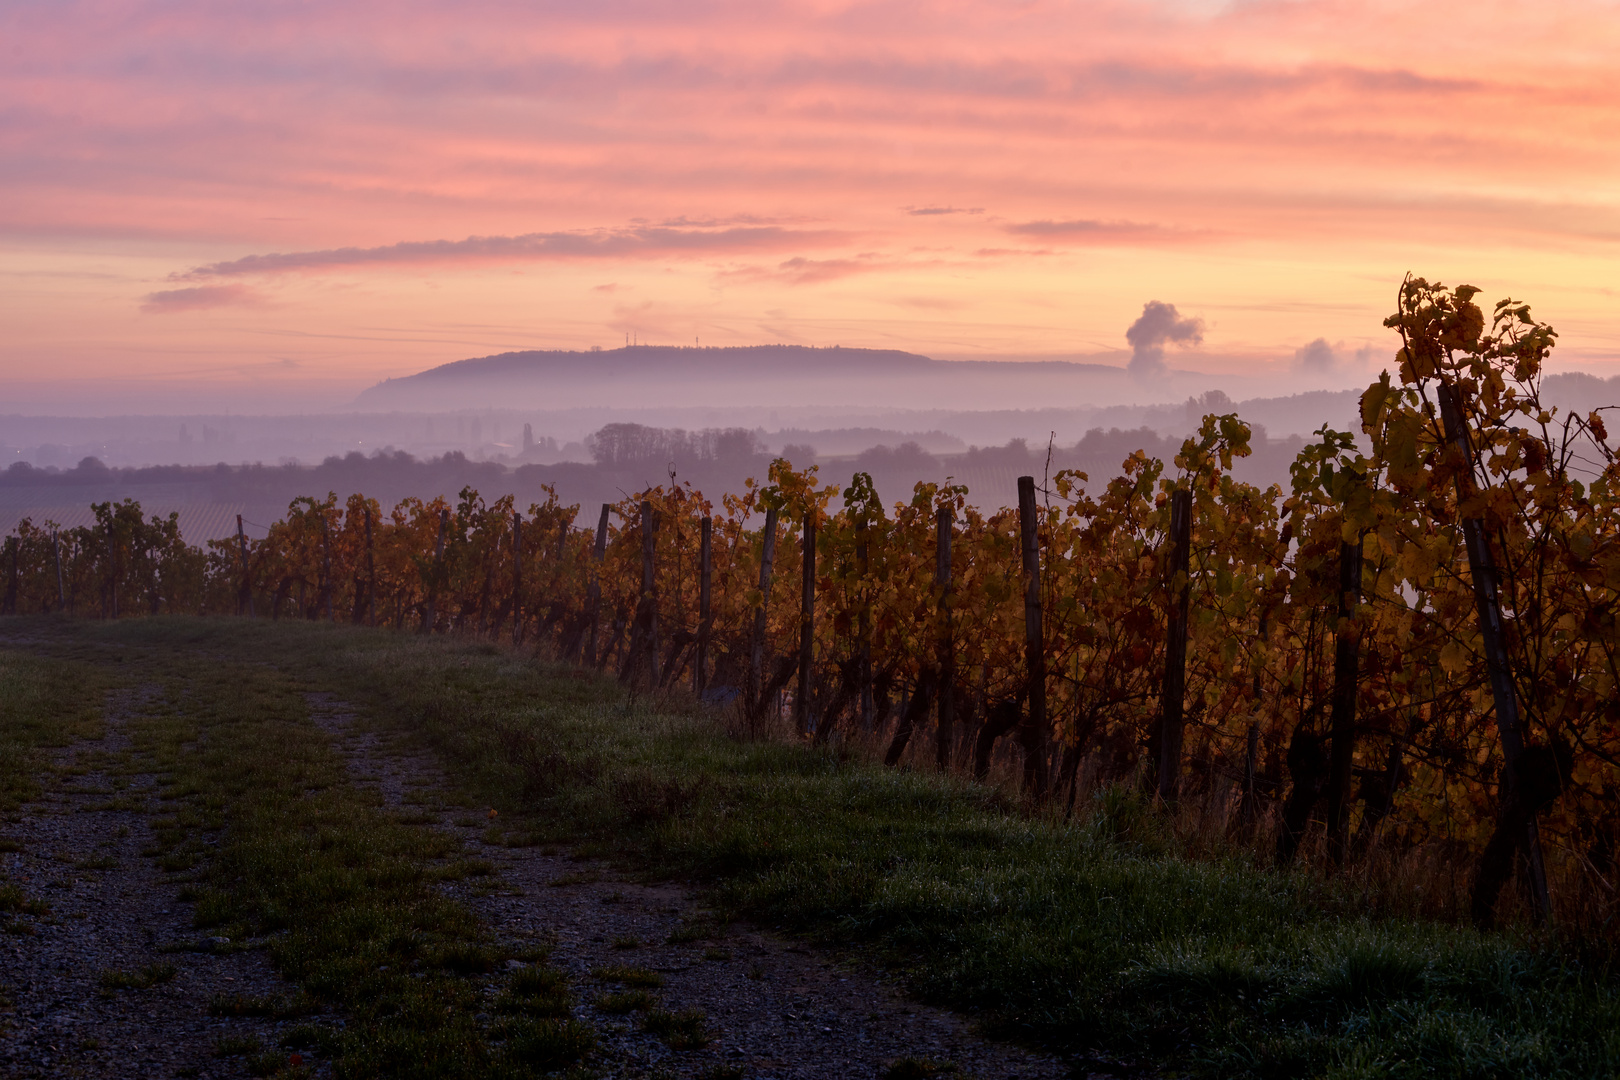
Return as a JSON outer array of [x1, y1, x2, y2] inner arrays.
[[720, 255, 906, 286], [140, 284, 260, 313], [179, 226, 848, 279], [906, 206, 983, 216], [1003, 219, 1197, 244]]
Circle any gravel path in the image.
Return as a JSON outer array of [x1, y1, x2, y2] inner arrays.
[[0, 675, 1107, 1079], [306, 693, 1083, 1080], [0, 688, 308, 1080]]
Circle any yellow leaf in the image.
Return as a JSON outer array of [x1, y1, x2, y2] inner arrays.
[[1439, 640, 1472, 676]]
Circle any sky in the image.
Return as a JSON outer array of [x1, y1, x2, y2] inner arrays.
[[3, 0, 1619, 413]]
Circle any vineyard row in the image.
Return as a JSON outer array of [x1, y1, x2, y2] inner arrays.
[[5, 279, 1620, 934]]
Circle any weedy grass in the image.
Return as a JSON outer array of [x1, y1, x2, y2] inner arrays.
[[0, 885, 50, 917], [25, 616, 1620, 1079], [214, 1034, 263, 1057], [0, 645, 102, 920], [495, 965, 573, 1017], [591, 964, 666, 988], [0, 644, 104, 814], [592, 988, 657, 1014], [641, 1006, 714, 1050]]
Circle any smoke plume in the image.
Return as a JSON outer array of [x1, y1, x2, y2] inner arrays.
[[1125, 300, 1204, 380]]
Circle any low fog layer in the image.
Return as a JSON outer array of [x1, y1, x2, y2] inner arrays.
[[5, 343, 1619, 546], [351, 343, 1341, 414]]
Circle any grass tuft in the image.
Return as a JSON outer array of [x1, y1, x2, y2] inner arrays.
[[593, 988, 657, 1014], [642, 1006, 713, 1050], [99, 963, 177, 990], [495, 965, 573, 1017], [214, 1034, 263, 1057], [0, 885, 49, 917], [591, 964, 665, 988], [497, 1017, 596, 1070]]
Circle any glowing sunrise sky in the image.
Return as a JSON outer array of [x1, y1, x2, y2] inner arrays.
[[3, 0, 1619, 412]]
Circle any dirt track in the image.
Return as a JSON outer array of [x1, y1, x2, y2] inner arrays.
[[0, 663, 1086, 1079]]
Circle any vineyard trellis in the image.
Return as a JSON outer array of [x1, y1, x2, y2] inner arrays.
[[6, 278, 1620, 932]]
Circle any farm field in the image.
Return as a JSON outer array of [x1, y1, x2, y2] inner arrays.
[[1, 615, 1616, 1079]]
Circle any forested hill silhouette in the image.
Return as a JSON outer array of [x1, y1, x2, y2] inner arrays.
[[393, 344, 933, 381], [353, 344, 1131, 411]]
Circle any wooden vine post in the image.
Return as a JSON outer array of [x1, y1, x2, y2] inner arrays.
[[796, 513, 816, 734], [1016, 477, 1049, 795], [621, 499, 660, 686], [1157, 486, 1193, 802], [583, 504, 610, 665], [856, 521, 873, 729], [1241, 722, 1260, 828], [511, 512, 523, 644], [749, 507, 780, 714], [3, 537, 16, 615], [320, 512, 335, 623], [423, 508, 447, 633], [936, 506, 954, 769], [236, 515, 254, 617], [1436, 381, 1551, 924], [362, 506, 375, 626], [1324, 535, 1364, 864], [52, 530, 65, 613], [106, 518, 119, 619], [694, 516, 712, 695]]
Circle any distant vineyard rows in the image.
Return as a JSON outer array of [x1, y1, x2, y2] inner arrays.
[[5, 279, 1620, 933]]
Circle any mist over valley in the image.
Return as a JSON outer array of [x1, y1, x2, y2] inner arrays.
[[6, 344, 1620, 545]]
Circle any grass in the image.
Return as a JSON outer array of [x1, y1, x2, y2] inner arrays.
[[0, 645, 105, 814], [591, 964, 666, 988], [495, 1017, 596, 1071], [0, 885, 49, 917], [214, 1034, 263, 1057], [641, 1006, 713, 1050], [8, 616, 1620, 1078], [593, 988, 657, 1014], [494, 965, 573, 1017], [99, 963, 177, 990], [666, 919, 715, 944]]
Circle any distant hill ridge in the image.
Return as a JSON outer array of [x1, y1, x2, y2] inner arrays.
[[351, 343, 1132, 412], [379, 344, 938, 384]]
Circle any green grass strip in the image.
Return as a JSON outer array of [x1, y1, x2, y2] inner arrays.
[[0, 643, 105, 813]]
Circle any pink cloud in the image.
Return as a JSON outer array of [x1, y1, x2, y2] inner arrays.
[[140, 284, 260, 314], [179, 226, 849, 279], [720, 255, 919, 286]]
